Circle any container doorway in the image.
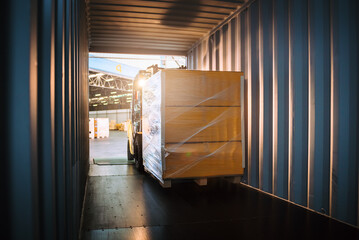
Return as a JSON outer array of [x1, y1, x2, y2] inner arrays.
[[87, 53, 186, 175]]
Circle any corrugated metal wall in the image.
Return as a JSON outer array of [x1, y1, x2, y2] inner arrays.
[[2, 0, 89, 239], [188, 0, 359, 227]]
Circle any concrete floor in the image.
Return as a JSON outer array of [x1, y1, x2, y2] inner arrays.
[[90, 131, 128, 161], [89, 130, 130, 176], [82, 131, 359, 240]]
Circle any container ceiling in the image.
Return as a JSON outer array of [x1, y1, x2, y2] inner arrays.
[[87, 0, 245, 55]]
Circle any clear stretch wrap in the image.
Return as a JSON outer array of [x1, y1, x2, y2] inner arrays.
[[142, 70, 245, 183], [142, 72, 163, 181]]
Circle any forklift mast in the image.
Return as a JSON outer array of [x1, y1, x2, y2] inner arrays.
[[131, 64, 161, 135], [128, 64, 186, 168], [127, 64, 162, 160]]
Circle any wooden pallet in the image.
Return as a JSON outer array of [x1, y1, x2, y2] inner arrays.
[[145, 167, 242, 188], [160, 176, 242, 188], [96, 135, 108, 139]]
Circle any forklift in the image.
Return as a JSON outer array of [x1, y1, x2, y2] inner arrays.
[[127, 64, 186, 171], [127, 65, 161, 170]]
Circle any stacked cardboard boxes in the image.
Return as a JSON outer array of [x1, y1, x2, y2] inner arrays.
[[89, 118, 95, 139], [142, 70, 245, 182], [89, 118, 109, 139], [95, 118, 109, 138]]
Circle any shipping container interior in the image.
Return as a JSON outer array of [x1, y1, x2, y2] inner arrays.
[[2, 0, 359, 239]]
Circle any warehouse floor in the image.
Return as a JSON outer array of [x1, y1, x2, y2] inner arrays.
[[83, 132, 359, 240], [90, 131, 128, 162]]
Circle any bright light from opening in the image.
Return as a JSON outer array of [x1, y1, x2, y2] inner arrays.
[[138, 79, 145, 87], [95, 94, 101, 96], [111, 91, 117, 94], [93, 104, 98, 106], [128, 83, 133, 86]]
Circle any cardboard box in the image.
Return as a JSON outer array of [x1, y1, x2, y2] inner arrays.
[[165, 106, 241, 143], [164, 142, 243, 179], [164, 70, 241, 107], [94, 118, 109, 138]]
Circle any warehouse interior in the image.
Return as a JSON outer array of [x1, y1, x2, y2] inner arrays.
[[87, 54, 186, 165], [2, 0, 359, 239]]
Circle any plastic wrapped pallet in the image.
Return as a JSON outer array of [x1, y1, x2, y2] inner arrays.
[[89, 118, 95, 139], [142, 70, 245, 183], [95, 118, 109, 138]]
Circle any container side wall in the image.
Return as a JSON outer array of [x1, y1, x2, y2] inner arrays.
[[2, 0, 89, 239], [188, 0, 359, 226]]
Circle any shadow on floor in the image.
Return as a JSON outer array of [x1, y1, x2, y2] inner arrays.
[[81, 165, 359, 240]]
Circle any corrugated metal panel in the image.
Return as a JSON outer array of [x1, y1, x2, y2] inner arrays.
[[2, 0, 89, 239], [87, 0, 246, 55], [188, 0, 359, 227]]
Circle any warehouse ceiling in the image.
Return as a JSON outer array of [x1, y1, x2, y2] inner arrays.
[[87, 0, 245, 55]]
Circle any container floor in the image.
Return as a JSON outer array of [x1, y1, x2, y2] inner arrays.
[[81, 164, 359, 240]]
